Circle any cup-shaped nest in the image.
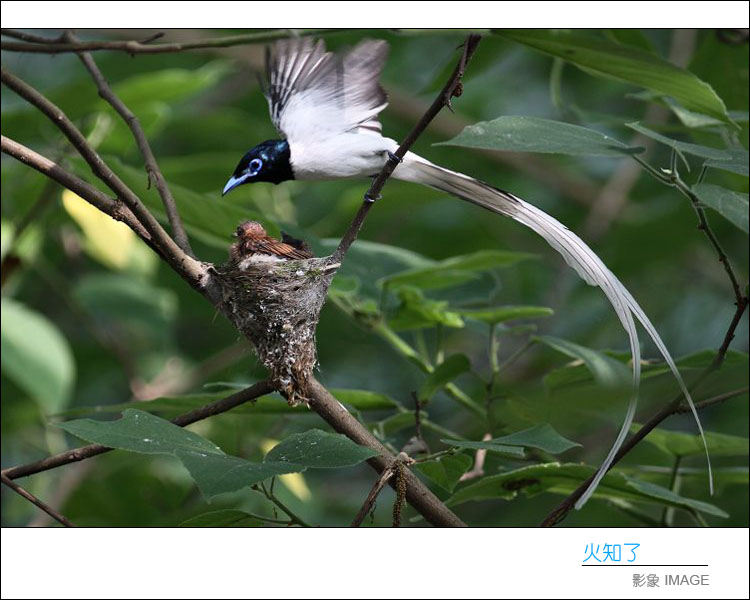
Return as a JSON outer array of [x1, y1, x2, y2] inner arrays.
[[218, 255, 339, 405]]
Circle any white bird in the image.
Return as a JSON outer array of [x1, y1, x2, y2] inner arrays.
[[222, 37, 711, 509]]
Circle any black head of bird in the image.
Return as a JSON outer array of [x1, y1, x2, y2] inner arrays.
[[222, 139, 294, 196]]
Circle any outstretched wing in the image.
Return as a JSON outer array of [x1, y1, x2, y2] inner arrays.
[[263, 37, 389, 141]]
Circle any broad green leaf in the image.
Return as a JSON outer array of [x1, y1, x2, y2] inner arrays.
[[626, 121, 734, 167], [495, 30, 730, 123], [179, 510, 264, 528], [56, 409, 307, 499], [57, 409, 223, 455], [692, 184, 749, 234], [446, 462, 728, 517], [534, 335, 631, 388], [265, 429, 378, 468], [704, 148, 749, 177], [1, 298, 75, 413], [177, 450, 301, 499], [440, 438, 526, 457], [380, 249, 534, 290], [419, 354, 471, 401], [632, 424, 749, 458], [492, 424, 581, 454], [457, 305, 553, 325], [438, 116, 642, 157], [414, 453, 473, 493]]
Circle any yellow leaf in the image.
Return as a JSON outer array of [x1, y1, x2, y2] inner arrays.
[[62, 189, 134, 270], [260, 438, 312, 502]]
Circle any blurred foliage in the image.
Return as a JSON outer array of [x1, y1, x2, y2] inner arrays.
[[1, 29, 748, 527]]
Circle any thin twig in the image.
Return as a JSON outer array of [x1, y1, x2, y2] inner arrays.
[[351, 466, 395, 527], [1, 474, 74, 527], [332, 34, 482, 262], [71, 32, 194, 257], [0, 28, 340, 54], [257, 480, 312, 528], [541, 298, 748, 527], [1, 380, 274, 481]]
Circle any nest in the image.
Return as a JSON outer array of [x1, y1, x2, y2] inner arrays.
[[217, 254, 340, 405]]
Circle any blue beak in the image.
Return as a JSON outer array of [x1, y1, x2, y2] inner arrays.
[[222, 174, 249, 196]]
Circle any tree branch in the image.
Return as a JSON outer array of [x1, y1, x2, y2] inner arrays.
[[332, 33, 482, 262], [1, 380, 274, 481], [0, 28, 340, 54], [0, 66, 204, 284], [1, 473, 74, 527], [541, 297, 749, 527], [70, 33, 194, 257], [305, 377, 466, 527]]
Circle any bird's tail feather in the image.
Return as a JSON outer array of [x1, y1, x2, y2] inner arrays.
[[394, 154, 712, 507]]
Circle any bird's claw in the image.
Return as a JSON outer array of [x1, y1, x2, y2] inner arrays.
[[364, 191, 382, 203], [387, 151, 403, 164]]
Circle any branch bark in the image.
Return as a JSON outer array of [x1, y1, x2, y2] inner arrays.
[[1, 474, 74, 527]]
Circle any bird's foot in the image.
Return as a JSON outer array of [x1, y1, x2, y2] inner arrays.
[[387, 151, 403, 164], [364, 191, 381, 204]]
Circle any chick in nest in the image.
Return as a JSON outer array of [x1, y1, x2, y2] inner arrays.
[[230, 221, 314, 267]]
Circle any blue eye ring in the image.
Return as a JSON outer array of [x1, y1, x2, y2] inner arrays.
[[248, 158, 263, 175]]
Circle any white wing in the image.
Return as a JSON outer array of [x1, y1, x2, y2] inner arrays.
[[264, 38, 389, 142]]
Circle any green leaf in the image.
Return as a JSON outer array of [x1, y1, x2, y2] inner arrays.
[[626, 121, 734, 167], [1, 298, 75, 413], [178, 510, 263, 528], [534, 335, 631, 388], [57, 409, 223, 455], [457, 305, 553, 325], [177, 451, 301, 499], [492, 424, 582, 454], [704, 148, 749, 177], [414, 453, 473, 493], [418, 354, 471, 401], [265, 429, 378, 468], [380, 249, 534, 290], [446, 462, 728, 517], [692, 184, 749, 234], [632, 424, 749, 458], [495, 30, 730, 123], [438, 116, 642, 157]]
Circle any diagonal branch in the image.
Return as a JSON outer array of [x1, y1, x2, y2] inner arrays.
[[1, 474, 74, 527], [70, 32, 194, 257], [1, 135, 154, 245], [0, 66, 203, 284], [332, 34, 482, 262]]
